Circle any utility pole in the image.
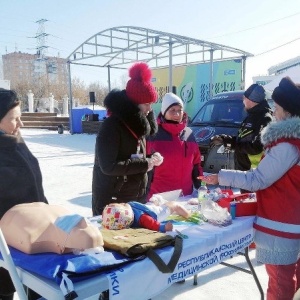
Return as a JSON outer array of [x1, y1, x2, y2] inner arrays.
[[34, 19, 50, 101], [35, 19, 49, 60]]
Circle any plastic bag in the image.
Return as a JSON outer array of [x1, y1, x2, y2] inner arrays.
[[149, 189, 183, 204], [201, 198, 232, 226], [207, 187, 231, 202]]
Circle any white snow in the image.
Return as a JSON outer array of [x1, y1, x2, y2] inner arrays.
[[15, 128, 268, 300]]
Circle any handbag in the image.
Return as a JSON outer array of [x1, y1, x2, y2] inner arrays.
[[100, 228, 183, 273]]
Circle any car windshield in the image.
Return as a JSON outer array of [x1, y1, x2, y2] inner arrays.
[[191, 100, 247, 125]]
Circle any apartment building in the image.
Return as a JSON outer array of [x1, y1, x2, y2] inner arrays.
[[2, 51, 68, 87]]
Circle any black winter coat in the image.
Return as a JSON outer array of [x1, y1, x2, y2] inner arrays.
[[0, 133, 48, 218], [234, 100, 273, 170], [0, 132, 48, 295], [92, 90, 157, 215]]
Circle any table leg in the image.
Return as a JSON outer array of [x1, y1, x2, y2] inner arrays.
[[220, 247, 264, 300], [193, 246, 264, 299]]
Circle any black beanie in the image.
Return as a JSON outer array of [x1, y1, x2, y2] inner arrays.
[[244, 84, 266, 103], [272, 77, 300, 117], [0, 89, 19, 121]]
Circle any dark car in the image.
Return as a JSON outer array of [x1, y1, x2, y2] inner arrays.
[[189, 90, 247, 172]]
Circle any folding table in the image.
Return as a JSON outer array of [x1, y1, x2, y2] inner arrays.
[[0, 216, 264, 300]]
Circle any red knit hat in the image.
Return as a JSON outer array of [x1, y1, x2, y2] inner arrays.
[[126, 62, 157, 104]]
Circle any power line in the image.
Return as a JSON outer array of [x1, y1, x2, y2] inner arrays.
[[255, 37, 300, 56], [211, 11, 300, 38]]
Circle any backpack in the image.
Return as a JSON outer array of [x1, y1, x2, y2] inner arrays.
[[100, 228, 183, 273]]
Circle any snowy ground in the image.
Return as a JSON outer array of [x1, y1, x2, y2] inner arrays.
[[15, 128, 268, 299]]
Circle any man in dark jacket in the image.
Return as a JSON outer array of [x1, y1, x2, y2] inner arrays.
[[92, 62, 162, 216], [212, 84, 273, 171]]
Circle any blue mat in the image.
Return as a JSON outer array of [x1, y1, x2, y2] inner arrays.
[[1, 247, 145, 283]]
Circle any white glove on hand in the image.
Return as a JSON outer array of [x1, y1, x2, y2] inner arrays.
[[146, 152, 163, 171], [151, 152, 164, 167], [147, 158, 154, 171]]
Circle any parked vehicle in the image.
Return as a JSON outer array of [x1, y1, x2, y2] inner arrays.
[[189, 91, 246, 172]]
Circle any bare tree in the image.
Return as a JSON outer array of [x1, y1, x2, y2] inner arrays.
[[9, 69, 126, 109], [118, 73, 128, 90], [50, 82, 68, 100], [30, 74, 49, 99], [71, 77, 87, 104], [12, 80, 31, 111]]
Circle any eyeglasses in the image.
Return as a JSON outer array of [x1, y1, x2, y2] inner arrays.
[[167, 108, 183, 115]]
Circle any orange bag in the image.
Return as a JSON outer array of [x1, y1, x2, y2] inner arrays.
[[0, 202, 103, 254]]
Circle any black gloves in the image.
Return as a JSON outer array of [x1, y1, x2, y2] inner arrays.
[[210, 134, 234, 148]]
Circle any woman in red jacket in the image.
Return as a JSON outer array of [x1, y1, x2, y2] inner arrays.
[[146, 93, 203, 199]]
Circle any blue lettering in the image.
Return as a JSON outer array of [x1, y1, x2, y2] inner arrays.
[[109, 272, 120, 296], [111, 277, 119, 286], [112, 285, 120, 296]]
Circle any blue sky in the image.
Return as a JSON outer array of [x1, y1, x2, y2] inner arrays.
[[1, 0, 300, 87]]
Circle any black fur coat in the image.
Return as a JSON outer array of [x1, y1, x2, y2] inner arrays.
[[0, 132, 47, 295], [92, 90, 157, 215]]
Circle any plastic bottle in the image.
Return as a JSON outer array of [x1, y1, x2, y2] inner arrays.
[[230, 202, 236, 219], [198, 182, 208, 211]]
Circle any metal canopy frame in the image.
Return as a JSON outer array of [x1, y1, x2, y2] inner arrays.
[[67, 26, 252, 65], [66, 26, 253, 133]]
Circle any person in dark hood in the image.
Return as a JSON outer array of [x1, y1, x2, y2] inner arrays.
[[212, 84, 273, 172], [0, 88, 48, 300], [92, 62, 163, 216]]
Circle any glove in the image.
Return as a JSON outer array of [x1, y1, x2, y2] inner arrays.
[[146, 158, 154, 171], [146, 152, 164, 171], [210, 134, 233, 147], [210, 135, 224, 147], [151, 152, 164, 166], [219, 134, 233, 146]]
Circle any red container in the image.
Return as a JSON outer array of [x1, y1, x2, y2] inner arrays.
[[218, 192, 257, 217], [236, 201, 257, 216]]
